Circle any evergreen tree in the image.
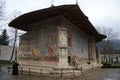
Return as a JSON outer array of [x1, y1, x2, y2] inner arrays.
[[0, 29, 9, 45]]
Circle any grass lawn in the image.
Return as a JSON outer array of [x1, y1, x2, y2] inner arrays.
[[102, 63, 120, 68], [0, 60, 12, 67]]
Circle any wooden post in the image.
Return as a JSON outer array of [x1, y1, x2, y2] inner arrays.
[[111, 58, 113, 64], [8, 67, 10, 73], [29, 68, 31, 75], [108, 56, 111, 63], [116, 57, 118, 64], [73, 68, 75, 76], [80, 67, 83, 73], [0, 49, 1, 71], [40, 68, 42, 75], [21, 67, 23, 74], [60, 68, 63, 77], [0, 66, 1, 72], [10, 29, 17, 61]]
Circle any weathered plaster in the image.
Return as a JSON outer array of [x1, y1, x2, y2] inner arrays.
[[18, 16, 94, 66]]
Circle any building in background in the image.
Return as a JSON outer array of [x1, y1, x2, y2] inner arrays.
[[9, 5, 106, 72], [0, 45, 15, 61]]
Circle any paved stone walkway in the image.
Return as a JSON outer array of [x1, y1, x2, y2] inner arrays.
[[0, 67, 120, 80]]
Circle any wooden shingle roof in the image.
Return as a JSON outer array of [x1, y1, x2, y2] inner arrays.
[[9, 5, 106, 42]]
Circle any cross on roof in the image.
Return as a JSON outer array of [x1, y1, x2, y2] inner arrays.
[[51, 0, 54, 7], [76, 0, 79, 5]]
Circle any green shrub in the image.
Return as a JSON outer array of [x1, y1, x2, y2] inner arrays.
[[101, 63, 120, 68], [0, 60, 12, 67]]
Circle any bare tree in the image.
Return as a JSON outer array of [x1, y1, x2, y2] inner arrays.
[[0, 0, 5, 20], [8, 11, 22, 46], [8, 11, 23, 61], [96, 26, 118, 62], [10, 29, 17, 61], [0, 1, 23, 61], [97, 26, 118, 41], [0, 0, 6, 31]]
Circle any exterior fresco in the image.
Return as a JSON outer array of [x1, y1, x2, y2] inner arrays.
[[19, 17, 59, 62], [60, 17, 89, 62], [58, 29, 68, 47], [18, 16, 89, 64], [58, 27, 69, 67]]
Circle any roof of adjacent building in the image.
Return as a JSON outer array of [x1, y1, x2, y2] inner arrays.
[[9, 4, 106, 42]]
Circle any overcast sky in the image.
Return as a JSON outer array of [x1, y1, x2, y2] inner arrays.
[[5, 0, 120, 33]]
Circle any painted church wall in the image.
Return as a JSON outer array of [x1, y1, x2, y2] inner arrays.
[[60, 17, 89, 61], [19, 16, 89, 64], [19, 17, 59, 62]]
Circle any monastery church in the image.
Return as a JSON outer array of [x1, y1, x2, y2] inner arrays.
[[9, 4, 106, 72]]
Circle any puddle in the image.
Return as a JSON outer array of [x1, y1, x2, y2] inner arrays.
[[104, 72, 120, 80], [104, 78, 116, 80]]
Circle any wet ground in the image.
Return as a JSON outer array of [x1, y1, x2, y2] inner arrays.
[[84, 68, 120, 80], [0, 67, 120, 80]]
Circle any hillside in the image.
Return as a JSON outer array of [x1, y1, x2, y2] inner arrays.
[[109, 40, 120, 49], [97, 39, 120, 54]]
